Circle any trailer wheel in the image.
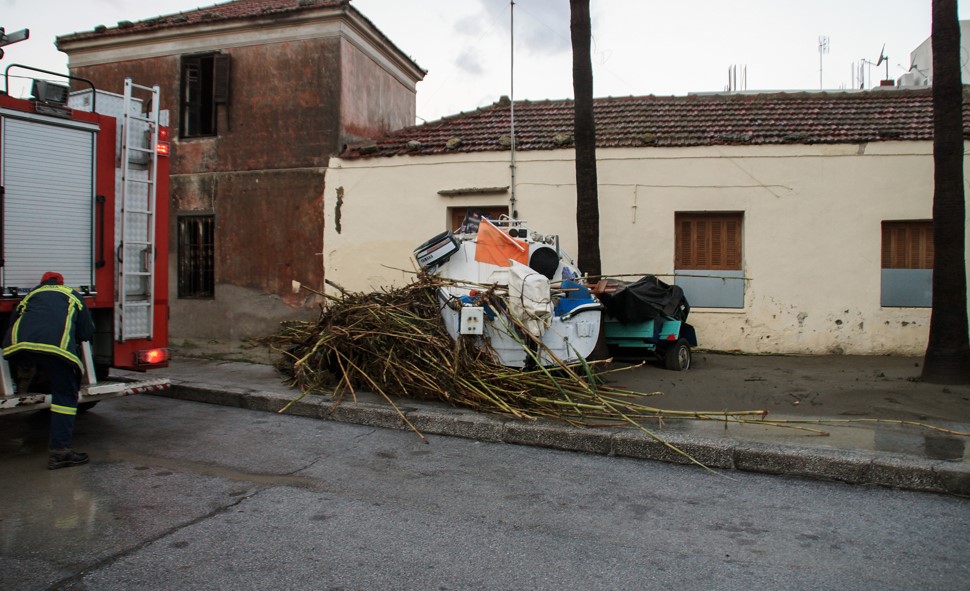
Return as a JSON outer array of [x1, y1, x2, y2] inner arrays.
[[664, 339, 691, 371]]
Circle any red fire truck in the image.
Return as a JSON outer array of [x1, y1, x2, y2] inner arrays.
[[0, 65, 170, 414]]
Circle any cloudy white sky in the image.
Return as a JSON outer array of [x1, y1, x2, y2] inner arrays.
[[2, 0, 968, 122]]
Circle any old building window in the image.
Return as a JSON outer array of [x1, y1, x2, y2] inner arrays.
[[881, 220, 933, 307], [674, 212, 745, 308], [178, 215, 215, 298], [180, 53, 230, 138], [449, 206, 510, 233]]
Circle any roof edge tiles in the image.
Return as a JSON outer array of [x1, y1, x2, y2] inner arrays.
[[56, 0, 349, 44], [340, 87, 969, 159]]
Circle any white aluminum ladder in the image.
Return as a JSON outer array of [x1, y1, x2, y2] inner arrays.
[[116, 78, 161, 341]]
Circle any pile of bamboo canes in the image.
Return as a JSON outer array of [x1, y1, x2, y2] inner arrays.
[[265, 274, 767, 440], [265, 274, 970, 457]]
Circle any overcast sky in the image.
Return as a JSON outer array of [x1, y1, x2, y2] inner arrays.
[[2, 0, 968, 123]]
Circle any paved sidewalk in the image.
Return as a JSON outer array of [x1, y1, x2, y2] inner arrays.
[[140, 352, 970, 496]]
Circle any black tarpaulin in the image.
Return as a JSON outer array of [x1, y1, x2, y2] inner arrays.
[[600, 275, 690, 323]]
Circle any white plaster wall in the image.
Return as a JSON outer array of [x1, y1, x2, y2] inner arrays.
[[323, 142, 970, 355], [324, 154, 514, 291]]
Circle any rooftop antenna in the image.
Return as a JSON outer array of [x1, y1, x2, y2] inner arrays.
[[818, 35, 830, 89], [725, 64, 747, 92], [509, 0, 517, 218], [876, 43, 889, 82], [859, 57, 878, 89]]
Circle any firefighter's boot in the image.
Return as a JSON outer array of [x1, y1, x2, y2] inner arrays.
[[48, 450, 89, 470]]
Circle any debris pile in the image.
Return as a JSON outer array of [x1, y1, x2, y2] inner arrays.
[[265, 274, 969, 459], [265, 274, 766, 443]]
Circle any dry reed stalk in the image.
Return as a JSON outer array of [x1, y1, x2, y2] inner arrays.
[[265, 274, 969, 458], [264, 274, 769, 452]]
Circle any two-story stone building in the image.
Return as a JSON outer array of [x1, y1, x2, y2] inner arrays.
[[56, 0, 424, 356]]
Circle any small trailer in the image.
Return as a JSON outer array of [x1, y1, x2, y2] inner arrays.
[[600, 275, 697, 371]]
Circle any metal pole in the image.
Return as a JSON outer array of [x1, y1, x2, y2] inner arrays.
[[818, 36, 829, 90], [509, 0, 517, 218]]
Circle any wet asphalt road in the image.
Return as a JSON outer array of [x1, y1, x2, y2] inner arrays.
[[1, 395, 968, 591]]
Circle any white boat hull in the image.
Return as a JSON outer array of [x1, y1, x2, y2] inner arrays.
[[428, 232, 602, 368]]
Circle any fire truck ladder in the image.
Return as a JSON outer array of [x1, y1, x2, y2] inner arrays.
[[116, 78, 161, 341]]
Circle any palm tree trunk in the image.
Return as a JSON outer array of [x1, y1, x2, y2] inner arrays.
[[922, 0, 970, 384], [569, 0, 601, 277]]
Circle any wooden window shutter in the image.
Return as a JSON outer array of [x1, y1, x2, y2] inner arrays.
[[909, 230, 921, 266], [710, 221, 723, 268], [725, 217, 741, 269], [213, 54, 231, 105], [881, 225, 892, 267], [695, 220, 709, 268], [675, 212, 743, 271], [676, 219, 693, 268], [882, 221, 933, 269]]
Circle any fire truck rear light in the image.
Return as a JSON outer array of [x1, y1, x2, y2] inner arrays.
[[156, 141, 170, 156], [136, 348, 169, 365]]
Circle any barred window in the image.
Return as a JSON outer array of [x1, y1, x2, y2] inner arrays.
[[178, 215, 214, 299]]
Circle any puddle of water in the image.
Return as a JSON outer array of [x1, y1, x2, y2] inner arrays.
[[646, 414, 970, 463]]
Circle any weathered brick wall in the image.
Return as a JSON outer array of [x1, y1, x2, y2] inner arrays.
[[75, 38, 342, 172], [69, 32, 416, 345]]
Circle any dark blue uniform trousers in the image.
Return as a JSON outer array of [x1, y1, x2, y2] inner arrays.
[[16, 351, 81, 451]]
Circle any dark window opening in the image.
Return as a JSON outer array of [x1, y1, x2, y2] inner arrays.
[[180, 53, 230, 138], [178, 215, 215, 298], [449, 206, 510, 233]]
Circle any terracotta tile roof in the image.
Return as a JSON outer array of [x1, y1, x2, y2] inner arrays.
[[342, 88, 970, 158], [57, 0, 348, 43]]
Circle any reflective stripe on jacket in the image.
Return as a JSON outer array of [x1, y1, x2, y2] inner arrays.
[[2, 281, 95, 370]]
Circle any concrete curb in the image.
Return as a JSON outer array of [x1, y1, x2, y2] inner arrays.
[[157, 381, 970, 497]]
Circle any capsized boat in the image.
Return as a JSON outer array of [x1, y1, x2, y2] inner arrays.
[[414, 216, 602, 368]]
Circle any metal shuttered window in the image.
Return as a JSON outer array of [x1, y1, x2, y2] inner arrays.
[[1, 115, 95, 293], [674, 212, 745, 308]]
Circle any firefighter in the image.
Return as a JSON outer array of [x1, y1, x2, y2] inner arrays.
[[2, 272, 96, 469]]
